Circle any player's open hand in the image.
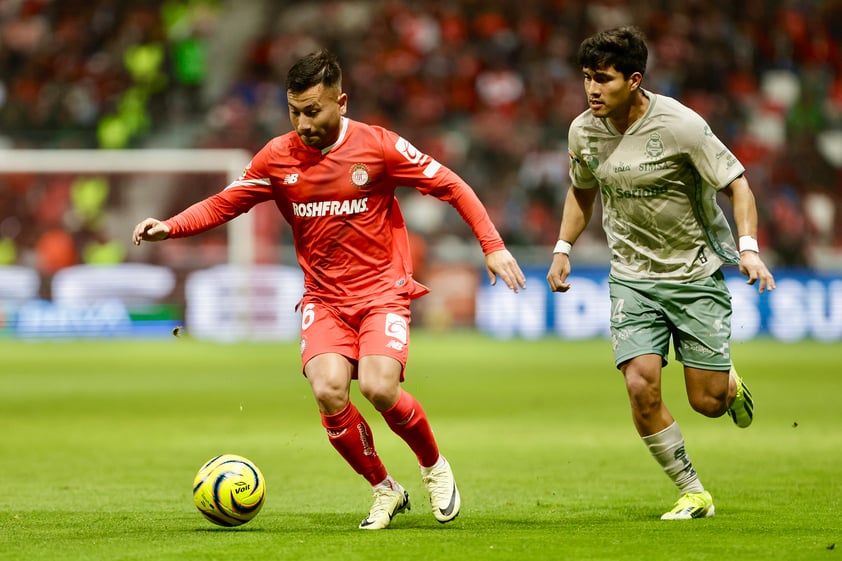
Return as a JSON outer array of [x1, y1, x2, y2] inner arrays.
[[485, 249, 526, 293], [739, 251, 776, 294], [132, 218, 170, 245], [546, 253, 572, 293]]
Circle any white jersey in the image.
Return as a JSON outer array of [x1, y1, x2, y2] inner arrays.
[[568, 90, 744, 281]]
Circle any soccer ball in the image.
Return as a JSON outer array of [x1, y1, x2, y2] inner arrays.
[[192, 454, 266, 527]]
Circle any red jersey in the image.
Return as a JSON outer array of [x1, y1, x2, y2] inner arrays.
[[165, 117, 506, 303]]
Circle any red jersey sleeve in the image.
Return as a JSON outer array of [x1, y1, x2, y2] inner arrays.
[[164, 146, 275, 238], [379, 129, 506, 255]]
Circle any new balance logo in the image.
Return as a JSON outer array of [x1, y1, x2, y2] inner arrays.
[[284, 174, 299, 184], [386, 340, 405, 351]]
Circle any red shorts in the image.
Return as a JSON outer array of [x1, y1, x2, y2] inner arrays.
[[298, 294, 411, 378]]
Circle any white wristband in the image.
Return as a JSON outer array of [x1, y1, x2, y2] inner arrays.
[[553, 240, 573, 255], [738, 235, 759, 253]]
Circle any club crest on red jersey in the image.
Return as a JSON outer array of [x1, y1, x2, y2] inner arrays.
[[350, 163, 370, 187]]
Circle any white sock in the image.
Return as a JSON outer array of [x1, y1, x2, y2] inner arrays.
[[420, 455, 445, 473], [373, 475, 399, 491], [642, 422, 704, 495]]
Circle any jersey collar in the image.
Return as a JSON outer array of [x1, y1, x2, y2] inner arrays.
[[623, 89, 656, 135], [600, 89, 656, 136], [320, 117, 349, 155]]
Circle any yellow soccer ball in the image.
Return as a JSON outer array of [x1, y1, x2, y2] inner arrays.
[[192, 454, 266, 527]]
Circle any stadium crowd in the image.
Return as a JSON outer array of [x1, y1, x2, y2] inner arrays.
[[2, 0, 842, 284]]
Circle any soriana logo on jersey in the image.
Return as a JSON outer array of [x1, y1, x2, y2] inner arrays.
[[395, 137, 425, 164], [395, 137, 442, 178]]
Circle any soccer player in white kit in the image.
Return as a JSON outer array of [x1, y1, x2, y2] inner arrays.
[[546, 26, 776, 520]]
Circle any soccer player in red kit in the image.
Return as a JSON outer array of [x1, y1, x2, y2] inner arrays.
[[132, 49, 526, 530]]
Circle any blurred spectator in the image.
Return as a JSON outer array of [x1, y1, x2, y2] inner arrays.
[[1, 0, 841, 272], [35, 228, 77, 275]]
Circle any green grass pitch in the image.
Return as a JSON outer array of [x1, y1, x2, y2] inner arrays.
[[0, 333, 839, 560]]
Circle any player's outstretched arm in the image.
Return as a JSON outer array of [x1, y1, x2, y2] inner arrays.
[[132, 218, 171, 245], [485, 249, 526, 293]]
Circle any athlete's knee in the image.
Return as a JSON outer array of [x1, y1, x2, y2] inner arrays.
[[685, 368, 729, 417], [623, 372, 662, 415], [688, 391, 729, 417], [627, 381, 662, 413], [312, 389, 349, 414], [358, 356, 403, 410], [307, 374, 350, 413], [358, 377, 400, 411]]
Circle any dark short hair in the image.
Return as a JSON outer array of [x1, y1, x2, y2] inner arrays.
[[577, 26, 648, 78], [285, 48, 342, 93]]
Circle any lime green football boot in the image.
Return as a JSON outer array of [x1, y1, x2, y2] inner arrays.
[[661, 491, 715, 520], [727, 368, 754, 428]]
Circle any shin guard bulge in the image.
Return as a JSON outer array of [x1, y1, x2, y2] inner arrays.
[[381, 390, 440, 468], [321, 402, 388, 485]]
